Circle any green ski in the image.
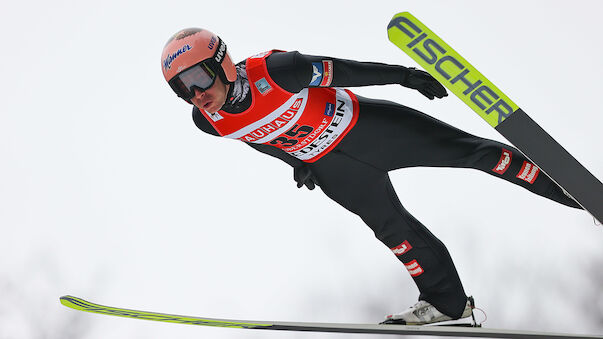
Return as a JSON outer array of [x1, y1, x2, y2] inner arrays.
[[59, 295, 603, 338], [387, 12, 602, 223]]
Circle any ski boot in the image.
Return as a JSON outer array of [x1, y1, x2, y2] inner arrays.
[[381, 296, 476, 326]]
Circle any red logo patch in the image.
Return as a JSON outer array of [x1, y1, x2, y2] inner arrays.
[[492, 148, 512, 174], [404, 259, 424, 277], [391, 240, 412, 256], [516, 161, 540, 184], [319, 60, 333, 87]]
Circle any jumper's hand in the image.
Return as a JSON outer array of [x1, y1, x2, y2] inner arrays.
[[401, 68, 448, 100], [294, 164, 319, 190]]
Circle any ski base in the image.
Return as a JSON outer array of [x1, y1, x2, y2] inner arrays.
[[60, 295, 602, 339]]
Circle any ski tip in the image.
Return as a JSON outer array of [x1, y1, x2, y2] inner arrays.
[[387, 12, 418, 37], [60, 295, 75, 307], [60, 295, 89, 311]]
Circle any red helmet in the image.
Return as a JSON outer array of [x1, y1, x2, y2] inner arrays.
[[161, 28, 236, 101]]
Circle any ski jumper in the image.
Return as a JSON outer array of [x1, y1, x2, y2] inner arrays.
[[192, 51, 581, 319]]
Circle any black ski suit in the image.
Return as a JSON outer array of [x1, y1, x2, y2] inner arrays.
[[191, 51, 580, 319]]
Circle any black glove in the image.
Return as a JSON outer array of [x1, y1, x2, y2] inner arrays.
[[401, 67, 448, 100], [294, 164, 319, 190]]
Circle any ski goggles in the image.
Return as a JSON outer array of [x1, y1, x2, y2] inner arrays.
[[168, 61, 217, 101]]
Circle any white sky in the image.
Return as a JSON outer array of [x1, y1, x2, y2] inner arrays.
[[1, 0, 602, 338]]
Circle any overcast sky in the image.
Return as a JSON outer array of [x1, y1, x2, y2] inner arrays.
[[1, 1, 602, 338]]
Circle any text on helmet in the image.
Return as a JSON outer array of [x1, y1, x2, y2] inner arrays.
[[163, 44, 192, 71]]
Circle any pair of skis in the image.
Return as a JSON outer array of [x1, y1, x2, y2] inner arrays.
[[61, 12, 602, 339]]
